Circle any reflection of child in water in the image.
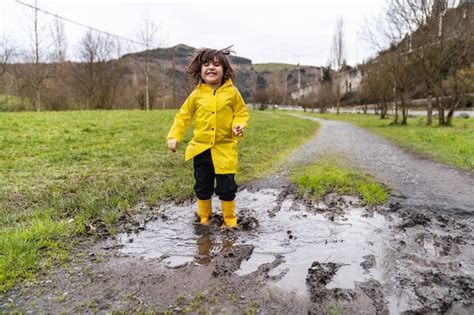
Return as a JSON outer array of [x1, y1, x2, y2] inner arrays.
[[167, 46, 249, 228], [195, 235, 233, 266]]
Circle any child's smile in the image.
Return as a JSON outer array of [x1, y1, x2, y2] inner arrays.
[[201, 57, 224, 89]]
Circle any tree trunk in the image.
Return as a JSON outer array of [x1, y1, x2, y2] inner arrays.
[[35, 87, 41, 112], [436, 95, 445, 125], [336, 101, 340, 114], [380, 103, 387, 119], [400, 93, 408, 125], [394, 102, 399, 124], [145, 73, 149, 111], [145, 51, 150, 111], [426, 91, 433, 126], [446, 97, 461, 126]]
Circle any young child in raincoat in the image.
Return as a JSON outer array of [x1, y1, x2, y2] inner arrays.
[[166, 46, 249, 228]]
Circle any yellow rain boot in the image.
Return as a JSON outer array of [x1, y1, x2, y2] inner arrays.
[[197, 199, 212, 225], [221, 200, 238, 228]]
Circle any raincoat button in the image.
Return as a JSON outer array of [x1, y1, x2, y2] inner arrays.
[[212, 128, 214, 130], [212, 111, 215, 114]]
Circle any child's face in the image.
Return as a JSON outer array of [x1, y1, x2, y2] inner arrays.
[[201, 56, 224, 87]]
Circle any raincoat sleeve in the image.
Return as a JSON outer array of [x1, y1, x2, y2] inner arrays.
[[232, 90, 249, 130], [166, 94, 196, 142]]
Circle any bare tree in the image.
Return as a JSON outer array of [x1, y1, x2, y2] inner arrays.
[[50, 17, 67, 63], [253, 88, 269, 110], [379, 0, 472, 125], [360, 60, 393, 119], [0, 37, 16, 96], [329, 17, 346, 114], [363, 0, 428, 125], [442, 63, 474, 125], [0, 37, 16, 77], [74, 30, 121, 109], [136, 14, 159, 110], [24, 0, 51, 111], [330, 17, 346, 72], [315, 67, 336, 114]]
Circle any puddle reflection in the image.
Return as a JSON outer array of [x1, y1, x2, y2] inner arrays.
[[195, 234, 234, 266], [117, 188, 391, 297]]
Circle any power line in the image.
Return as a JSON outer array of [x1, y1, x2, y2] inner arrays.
[[15, 0, 147, 47]]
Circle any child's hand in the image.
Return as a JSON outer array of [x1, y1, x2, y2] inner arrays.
[[167, 138, 178, 152], [233, 125, 244, 137]]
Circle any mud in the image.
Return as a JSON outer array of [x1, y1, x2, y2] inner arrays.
[[2, 178, 473, 314], [2, 117, 474, 314]]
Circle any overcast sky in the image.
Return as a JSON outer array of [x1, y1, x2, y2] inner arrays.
[[1, 0, 386, 66]]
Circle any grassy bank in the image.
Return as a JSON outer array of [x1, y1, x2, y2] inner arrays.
[[300, 113, 474, 171], [0, 110, 319, 293], [291, 156, 388, 206]]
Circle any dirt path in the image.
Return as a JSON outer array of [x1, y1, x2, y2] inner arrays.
[[2, 116, 473, 314], [288, 115, 474, 216]]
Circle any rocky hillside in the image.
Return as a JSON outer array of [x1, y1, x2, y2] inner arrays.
[[120, 44, 321, 107]]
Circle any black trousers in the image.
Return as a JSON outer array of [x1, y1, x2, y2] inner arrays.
[[193, 149, 237, 201]]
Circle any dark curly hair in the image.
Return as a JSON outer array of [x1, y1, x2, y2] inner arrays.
[[186, 46, 236, 85]]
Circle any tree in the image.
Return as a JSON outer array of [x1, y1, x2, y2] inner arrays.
[[442, 63, 474, 125], [74, 30, 121, 109], [0, 37, 16, 95], [363, 0, 426, 125], [25, 0, 51, 111], [383, 50, 415, 125], [381, 0, 472, 125], [0, 37, 15, 76], [50, 17, 67, 63], [329, 17, 346, 115], [315, 67, 336, 114], [136, 14, 159, 111], [330, 17, 346, 72], [360, 60, 393, 119]]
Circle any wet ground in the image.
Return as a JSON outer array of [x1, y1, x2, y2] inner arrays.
[[3, 179, 473, 313], [2, 117, 473, 314]]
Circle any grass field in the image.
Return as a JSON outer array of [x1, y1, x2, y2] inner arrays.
[[299, 113, 474, 171], [291, 156, 388, 206], [0, 109, 320, 293]]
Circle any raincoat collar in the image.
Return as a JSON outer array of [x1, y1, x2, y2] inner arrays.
[[197, 79, 234, 92]]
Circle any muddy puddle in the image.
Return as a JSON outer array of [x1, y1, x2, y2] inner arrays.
[[117, 188, 394, 307], [113, 184, 474, 314], [3, 184, 472, 314]]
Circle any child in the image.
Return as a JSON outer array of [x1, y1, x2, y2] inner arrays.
[[166, 46, 249, 228]]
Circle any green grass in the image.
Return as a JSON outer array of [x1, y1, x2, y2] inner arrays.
[[291, 156, 388, 206], [252, 63, 297, 72], [300, 113, 474, 171], [0, 109, 319, 293]]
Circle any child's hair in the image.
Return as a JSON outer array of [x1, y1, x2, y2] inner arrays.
[[187, 46, 236, 85]]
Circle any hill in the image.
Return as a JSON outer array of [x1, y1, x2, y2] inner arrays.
[[121, 44, 256, 107], [253, 63, 297, 72]]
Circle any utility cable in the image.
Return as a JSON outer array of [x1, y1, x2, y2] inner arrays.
[[15, 0, 147, 46]]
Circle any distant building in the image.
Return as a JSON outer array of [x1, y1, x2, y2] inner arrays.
[[290, 66, 362, 101]]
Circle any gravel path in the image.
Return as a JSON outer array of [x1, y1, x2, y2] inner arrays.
[[287, 115, 474, 216]]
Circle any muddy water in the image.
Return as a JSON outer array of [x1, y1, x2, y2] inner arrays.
[[115, 184, 474, 313], [117, 188, 393, 298]]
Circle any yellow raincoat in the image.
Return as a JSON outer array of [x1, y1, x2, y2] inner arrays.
[[167, 80, 249, 174]]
